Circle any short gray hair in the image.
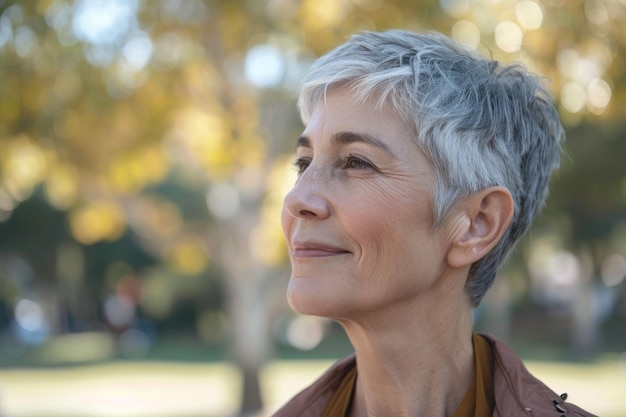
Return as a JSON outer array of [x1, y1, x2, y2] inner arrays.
[[297, 30, 564, 307]]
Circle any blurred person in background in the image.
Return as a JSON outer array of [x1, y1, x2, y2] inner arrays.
[[275, 30, 596, 417]]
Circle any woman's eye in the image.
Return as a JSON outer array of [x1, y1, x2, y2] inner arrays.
[[293, 158, 310, 175], [344, 155, 372, 170]]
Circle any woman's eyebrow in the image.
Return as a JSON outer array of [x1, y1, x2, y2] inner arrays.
[[295, 136, 311, 150], [295, 131, 396, 157], [332, 131, 396, 157]]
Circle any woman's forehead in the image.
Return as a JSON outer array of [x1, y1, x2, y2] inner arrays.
[[301, 87, 413, 147]]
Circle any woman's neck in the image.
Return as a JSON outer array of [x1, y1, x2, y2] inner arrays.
[[339, 284, 475, 417]]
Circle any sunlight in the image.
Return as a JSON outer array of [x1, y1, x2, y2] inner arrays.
[[245, 44, 285, 88], [494, 21, 523, 53], [515, 0, 544, 30], [72, 0, 138, 46], [451, 20, 481, 49]]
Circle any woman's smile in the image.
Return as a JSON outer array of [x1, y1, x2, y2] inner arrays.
[[281, 85, 446, 318], [291, 241, 352, 258]]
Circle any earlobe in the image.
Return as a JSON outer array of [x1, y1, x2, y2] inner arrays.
[[446, 187, 514, 268]]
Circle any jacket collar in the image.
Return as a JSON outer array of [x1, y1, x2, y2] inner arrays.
[[481, 334, 596, 417], [272, 334, 596, 417]]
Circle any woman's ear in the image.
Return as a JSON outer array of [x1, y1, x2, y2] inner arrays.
[[446, 187, 514, 268]]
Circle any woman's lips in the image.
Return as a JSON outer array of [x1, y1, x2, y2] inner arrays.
[[291, 242, 350, 258]]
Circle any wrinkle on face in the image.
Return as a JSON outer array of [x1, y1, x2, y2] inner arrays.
[[283, 85, 453, 319]]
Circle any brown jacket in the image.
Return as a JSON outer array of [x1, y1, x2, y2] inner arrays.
[[272, 334, 597, 417]]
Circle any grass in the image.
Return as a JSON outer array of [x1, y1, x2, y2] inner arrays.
[[0, 356, 623, 417], [0, 320, 624, 416]]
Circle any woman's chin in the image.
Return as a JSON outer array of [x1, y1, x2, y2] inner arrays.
[[287, 278, 341, 317]]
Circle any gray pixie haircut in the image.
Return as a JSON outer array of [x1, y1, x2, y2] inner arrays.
[[297, 30, 564, 307]]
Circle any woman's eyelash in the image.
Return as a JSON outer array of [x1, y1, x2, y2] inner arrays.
[[293, 157, 310, 174], [344, 154, 374, 170], [292, 155, 375, 175]]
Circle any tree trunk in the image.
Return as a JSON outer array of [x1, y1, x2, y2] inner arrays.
[[239, 363, 264, 416], [215, 207, 271, 417]]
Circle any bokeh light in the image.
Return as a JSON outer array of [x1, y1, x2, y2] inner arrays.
[[72, 0, 138, 46], [285, 316, 327, 351], [584, 0, 609, 25], [207, 183, 241, 220], [451, 20, 481, 49], [561, 81, 587, 113], [14, 26, 37, 57], [440, 0, 470, 17], [45, 165, 79, 210], [122, 31, 153, 71], [300, 0, 350, 29], [0, 14, 12, 49], [14, 299, 45, 333], [587, 78, 612, 114], [13, 299, 50, 346], [165, 236, 208, 276], [515, 0, 544, 30], [69, 200, 126, 244], [244, 44, 285, 88], [104, 294, 135, 329], [494, 21, 523, 53]]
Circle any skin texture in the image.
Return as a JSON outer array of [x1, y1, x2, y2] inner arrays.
[[281, 86, 514, 417]]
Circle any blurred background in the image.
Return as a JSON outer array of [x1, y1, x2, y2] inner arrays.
[[0, 0, 624, 416]]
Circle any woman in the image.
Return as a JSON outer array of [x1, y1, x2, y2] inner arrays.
[[275, 30, 595, 417]]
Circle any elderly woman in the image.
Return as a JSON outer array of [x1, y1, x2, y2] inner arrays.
[[275, 30, 595, 417]]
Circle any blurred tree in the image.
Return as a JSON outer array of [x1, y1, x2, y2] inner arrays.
[[0, 0, 625, 414]]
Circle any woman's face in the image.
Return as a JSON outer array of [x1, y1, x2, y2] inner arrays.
[[282, 86, 453, 319]]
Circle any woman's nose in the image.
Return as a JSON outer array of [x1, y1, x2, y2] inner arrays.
[[282, 169, 331, 220]]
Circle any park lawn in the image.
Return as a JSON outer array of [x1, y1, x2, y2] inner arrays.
[[0, 358, 623, 417]]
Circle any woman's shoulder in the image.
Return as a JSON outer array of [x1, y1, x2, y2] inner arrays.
[[481, 333, 597, 417], [271, 354, 356, 417]]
